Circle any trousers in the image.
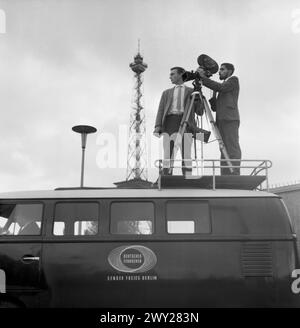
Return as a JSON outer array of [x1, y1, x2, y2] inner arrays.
[[217, 120, 242, 175], [162, 114, 193, 175]]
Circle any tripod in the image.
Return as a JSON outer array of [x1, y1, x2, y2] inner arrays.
[[168, 79, 233, 175]]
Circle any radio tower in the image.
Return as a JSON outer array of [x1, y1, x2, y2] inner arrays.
[[126, 41, 148, 182], [115, 41, 153, 188]]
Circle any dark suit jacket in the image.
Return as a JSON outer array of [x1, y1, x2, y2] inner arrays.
[[201, 76, 240, 121], [154, 86, 203, 132]]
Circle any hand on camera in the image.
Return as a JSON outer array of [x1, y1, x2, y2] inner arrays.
[[196, 67, 206, 78]]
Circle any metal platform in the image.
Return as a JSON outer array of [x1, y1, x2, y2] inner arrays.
[[155, 159, 272, 191], [159, 175, 266, 190]]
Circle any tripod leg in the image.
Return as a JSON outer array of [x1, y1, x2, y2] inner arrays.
[[200, 115, 204, 176], [194, 134, 198, 176]]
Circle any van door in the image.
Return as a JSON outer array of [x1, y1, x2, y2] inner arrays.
[[42, 200, 156, 307], [0, 202, 44, 307], [42, 201, 101, 307]]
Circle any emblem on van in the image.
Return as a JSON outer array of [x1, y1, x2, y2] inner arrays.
[[108, 245, 157, 273]]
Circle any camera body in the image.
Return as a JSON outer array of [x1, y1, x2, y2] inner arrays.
[[182, 68, 211, 82], [182, 54, 219, 82]]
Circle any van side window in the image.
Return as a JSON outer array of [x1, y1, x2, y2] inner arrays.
[[0, 203, 43, 236], [166, 201, 211, 234], [210, 198, 292, 235], [110, 202, 154, 235], [53, 202, 99, 236]]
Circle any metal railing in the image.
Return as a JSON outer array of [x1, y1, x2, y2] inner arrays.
[[154, 159, 273, 191]]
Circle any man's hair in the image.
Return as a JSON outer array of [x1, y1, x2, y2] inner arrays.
[[221, 63, 235, 75], [170, 67, 185, 75]]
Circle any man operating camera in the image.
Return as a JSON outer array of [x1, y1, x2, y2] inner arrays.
[[197, 63, 241, 175]]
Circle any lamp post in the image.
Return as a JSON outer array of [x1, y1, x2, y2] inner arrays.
[[72, 125, 97, 188]]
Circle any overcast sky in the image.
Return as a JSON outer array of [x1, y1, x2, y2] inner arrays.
[[0, 0, 299, 191]]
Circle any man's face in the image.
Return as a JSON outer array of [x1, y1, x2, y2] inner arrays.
[[170, 69, 183, 85], [219, 65, 231, 80]]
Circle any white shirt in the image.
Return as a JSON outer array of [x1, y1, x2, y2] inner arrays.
[[169, 84, 185, 114]]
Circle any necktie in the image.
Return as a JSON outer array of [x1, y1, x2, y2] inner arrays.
[[176, 86, 182, 111]]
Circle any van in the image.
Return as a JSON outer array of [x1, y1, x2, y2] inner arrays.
[[0, 182, 299, 307]]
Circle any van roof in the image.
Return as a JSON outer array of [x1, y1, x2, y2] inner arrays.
[[0, 188, 279, 199]]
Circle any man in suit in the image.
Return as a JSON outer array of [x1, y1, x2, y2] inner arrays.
[[197, 63, 241, 175], [153, 67, 204, 176]]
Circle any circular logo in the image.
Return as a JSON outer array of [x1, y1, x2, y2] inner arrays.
[[121, 248, 144, 269], [108, 245, 157, 273]]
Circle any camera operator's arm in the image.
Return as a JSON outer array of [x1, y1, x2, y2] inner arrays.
[[197, 67, 238, 93], [203, 76, 238, 93]]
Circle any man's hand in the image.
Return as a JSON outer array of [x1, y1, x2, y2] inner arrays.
[[196, 67, 206, 78], [153, 126, 162, 138]]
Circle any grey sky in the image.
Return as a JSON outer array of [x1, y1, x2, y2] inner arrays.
[[0, 0, 299, 191]]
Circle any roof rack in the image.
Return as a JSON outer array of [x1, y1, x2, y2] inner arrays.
[[154, 159, 272, 191], [54, 187, 114, 191]]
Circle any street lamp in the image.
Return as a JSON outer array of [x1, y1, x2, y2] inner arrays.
[[72, 125, 97, 188]]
